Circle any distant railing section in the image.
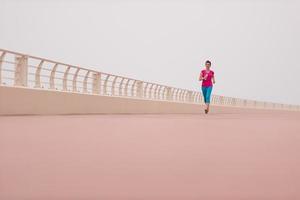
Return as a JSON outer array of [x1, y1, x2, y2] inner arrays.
[[0, 48, 299, 111]]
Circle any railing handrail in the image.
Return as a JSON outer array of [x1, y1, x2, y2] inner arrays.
[[0, 48, 182, 90]]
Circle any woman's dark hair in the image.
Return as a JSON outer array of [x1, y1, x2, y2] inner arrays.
[[205, 60, 211, 65]]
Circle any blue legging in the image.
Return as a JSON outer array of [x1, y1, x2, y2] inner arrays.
[[201, 86, 213, 104]]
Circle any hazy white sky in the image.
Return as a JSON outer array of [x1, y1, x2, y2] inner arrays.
[[1, 0, 299, 105]]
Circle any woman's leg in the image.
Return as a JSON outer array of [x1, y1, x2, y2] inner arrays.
[[202, 87, 209, 113], [201, 86, 207, 104], [205, 86, 213, 112]]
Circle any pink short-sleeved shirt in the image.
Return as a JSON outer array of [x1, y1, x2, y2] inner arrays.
[[200, 69, 214, 87]]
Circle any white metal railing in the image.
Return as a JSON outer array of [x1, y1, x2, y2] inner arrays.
[[0, 48, 299, 111]]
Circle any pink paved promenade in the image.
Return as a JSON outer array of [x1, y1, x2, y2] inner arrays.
[[1, 110, 300, 200]]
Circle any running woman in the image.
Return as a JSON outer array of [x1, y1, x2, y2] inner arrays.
[[199, 60, 215, 114]]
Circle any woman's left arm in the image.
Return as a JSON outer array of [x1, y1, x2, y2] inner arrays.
[[212, 73, 216, 84]]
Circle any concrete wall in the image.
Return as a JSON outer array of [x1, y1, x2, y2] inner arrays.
[[0, 86, 284, 115], [0, 86, 207, 115]]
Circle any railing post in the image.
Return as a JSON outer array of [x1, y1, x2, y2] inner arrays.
[[195, 92, 199, 103], [50, 64, 58, 89], [131, 80, 137, 97], [185, 91, 188, 102], [34, 60, 44, 88], [124, 78, 130, 96], [191, 91, 196, 102], [194, 91, 198, 102], [190, 91, 194, 102], [219, 96, 223, 105], [217, 96, 220, 105], [187, 91, 192, 102], [148, 83, 154, 99], [185, 91, 189, 102], [166, 87, 172, 101], [119, 77, 125, 96], [184, 90, 188, 101], [179, 89, 183, 101], [103, 74, 110, 95], [136, 81, 143, 98], [193, 92, 197, 103], [0, 51, 6, 84], [173, 88, 178, 101], [72, 68, 80, 92], [156, 85, 160, 99], [233, 98, 236, 106], [211, 95, 215, 105], [157, 85, 162, 100], [162, 86, 167, 100], [14, 55, 28, 87], [63, 66, 71, 91], [180, 89, 185, 102], [143, 82, 149, 98], [244, 100, 247, 107], [153, 84, 159, 99], [111, 76, 118, 96], [198, 92, 202, 103], [178, 89, 182, 101], [83, 71, 90, 93], [92, 72, 101, 94]]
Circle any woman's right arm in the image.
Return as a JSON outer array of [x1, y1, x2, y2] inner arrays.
[[199, 72, 203, 81]]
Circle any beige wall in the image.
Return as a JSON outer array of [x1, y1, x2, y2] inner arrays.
[[0, 85, 200, 115], [0, 85, 258, 115]]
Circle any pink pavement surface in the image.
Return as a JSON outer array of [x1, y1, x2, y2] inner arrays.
[[1, 110, 300, 200]]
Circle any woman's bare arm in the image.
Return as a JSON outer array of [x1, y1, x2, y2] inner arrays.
[[199, 73, 204, 81], [212, 76, 216, 84]]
